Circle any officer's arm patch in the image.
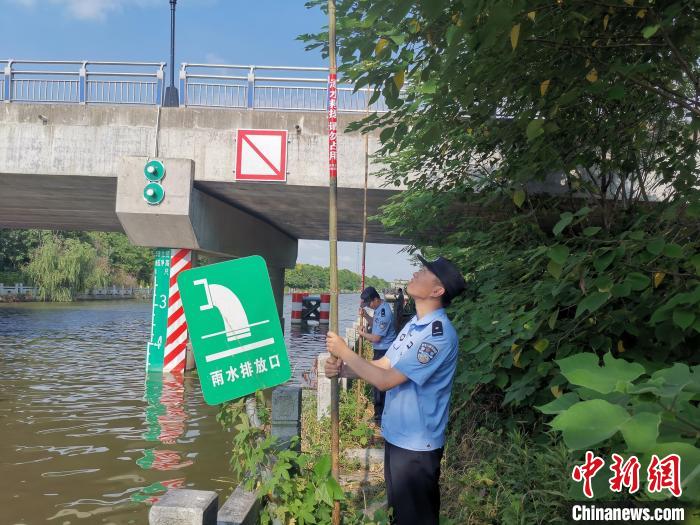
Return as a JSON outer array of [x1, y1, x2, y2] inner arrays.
[[417, 342, 438, 364], [381, 307, 386, 317], [432, 320, 443, 337]]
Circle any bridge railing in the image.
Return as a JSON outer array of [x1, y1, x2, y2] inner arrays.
[[0, 283, 152, 298], [180, 63, 386, 112], [1, 60, 389, 112], [1, 60, 165, 105]]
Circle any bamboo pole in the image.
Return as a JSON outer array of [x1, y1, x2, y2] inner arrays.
[[361, 97, 369, 294], [327, 1, 341, 524], [356, 93, 370, 410]]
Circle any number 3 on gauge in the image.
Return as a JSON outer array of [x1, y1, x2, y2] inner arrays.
[[159, 294, 167, 308]]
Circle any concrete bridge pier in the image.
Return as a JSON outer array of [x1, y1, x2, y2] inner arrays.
[[116, 157, 297, 373]]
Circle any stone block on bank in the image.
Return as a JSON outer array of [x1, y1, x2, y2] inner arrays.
[[316, 352, 331, 420], [149, 489, 218, 525], [217, 485, 260, 525], [271, 386, 302, 450]]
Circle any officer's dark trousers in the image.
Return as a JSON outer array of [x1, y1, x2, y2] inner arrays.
[[372, 348, 387, 423], [384, 441, 444, 525]]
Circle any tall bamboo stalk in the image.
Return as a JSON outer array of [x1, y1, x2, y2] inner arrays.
[[327, 1, 341, 524], [356, 92, 370, 409], [361, 97, 369, 294]]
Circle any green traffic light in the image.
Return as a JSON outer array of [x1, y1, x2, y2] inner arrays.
[[144, 160, 166, 182], [144, 182, 165, 205]]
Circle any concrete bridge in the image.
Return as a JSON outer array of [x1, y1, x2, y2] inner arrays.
[[0, 61, 401, 271], [0, 60, 406, 373], [0, 103, 397, 267]]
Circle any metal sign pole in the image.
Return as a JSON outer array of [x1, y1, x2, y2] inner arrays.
[[163, 0, 179, 107]]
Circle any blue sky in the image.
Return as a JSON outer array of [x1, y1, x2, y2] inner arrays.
[[1, 0, 327, 66], [0, 0, 417, 282]]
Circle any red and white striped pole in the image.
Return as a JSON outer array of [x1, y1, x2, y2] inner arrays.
[[291, 292, 304, 324], [320, 293, 330, 324], [163, 248, 192, 373]]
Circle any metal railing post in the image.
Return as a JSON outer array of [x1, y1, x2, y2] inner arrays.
[[4, 60, 12, 103], [0, 60, 389, 111], [79, 61, 87, 104], [179, 63, 187, 106], [156, 63, 165, 105], [247, 66, 255, 109]]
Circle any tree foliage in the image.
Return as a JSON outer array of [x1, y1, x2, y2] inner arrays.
[[408, 195, 700, 503], [301, 0, 699, 212], [89, 232, 154, 284], [285, 263, 390, 291], [24, 232, 110, 301], [0, 229, 41, 273], [217, 394, 390, 525], [1, 229, 154, 299], [301, 0, 700, 511]]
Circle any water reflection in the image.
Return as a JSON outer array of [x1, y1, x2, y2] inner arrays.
[[0, 294, 360, 523], [139, 374, 193, 465], [142, 373, 188, 445], [130, 478, 186, 505], [0, 302, 230, 524]]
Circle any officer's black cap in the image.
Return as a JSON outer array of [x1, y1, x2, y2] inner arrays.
[[416, 255, 467, 306], [360, 286, 380, 307]]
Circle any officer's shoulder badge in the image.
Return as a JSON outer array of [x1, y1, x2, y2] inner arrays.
[[417, 342, 438, 364], [381, 307, 386, 317], [432, 320, 443, 337]]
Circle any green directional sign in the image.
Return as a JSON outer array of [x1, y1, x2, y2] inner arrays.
[[177, 256, 291, 405]]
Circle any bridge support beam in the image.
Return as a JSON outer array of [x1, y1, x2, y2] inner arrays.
[[117, 157, 296, 373], [268, 265, 286, 330], [115, 157, 298, 268]]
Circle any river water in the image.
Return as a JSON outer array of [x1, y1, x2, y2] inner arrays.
[[0, 294, 360, 525]]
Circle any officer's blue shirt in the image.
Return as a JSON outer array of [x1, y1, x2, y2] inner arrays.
[[371, 301, 396, 350], [381, 308, 458, 451]]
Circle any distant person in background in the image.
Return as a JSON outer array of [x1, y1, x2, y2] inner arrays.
[[358, 286, 397, 425]]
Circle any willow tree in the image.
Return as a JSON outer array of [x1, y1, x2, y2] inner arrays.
[[25, 233, 109, 301]]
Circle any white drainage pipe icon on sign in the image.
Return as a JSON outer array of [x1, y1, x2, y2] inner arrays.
[[194, 278, 273, 364], [194, 278, 253, 342]]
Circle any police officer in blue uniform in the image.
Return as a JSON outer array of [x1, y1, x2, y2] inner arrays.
[[358, 286, 397, 425], [325, 255, 466, 525]]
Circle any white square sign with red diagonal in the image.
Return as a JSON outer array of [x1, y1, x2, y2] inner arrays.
[[235, 129, 288, 182]]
